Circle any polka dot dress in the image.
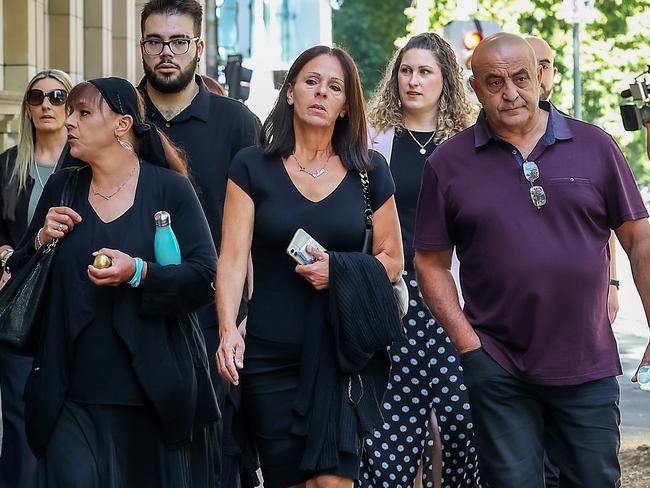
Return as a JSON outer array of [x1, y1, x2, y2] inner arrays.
[[358, 270, 482, 487]]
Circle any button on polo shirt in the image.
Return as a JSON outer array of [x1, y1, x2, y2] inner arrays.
[[414, 102, 648, 385], [138, 75, 259, 250]]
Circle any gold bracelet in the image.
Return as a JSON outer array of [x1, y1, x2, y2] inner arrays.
[[34, 228, 44, 250]]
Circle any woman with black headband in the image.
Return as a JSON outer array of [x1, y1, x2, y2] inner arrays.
[[6, 77, 219, 487]]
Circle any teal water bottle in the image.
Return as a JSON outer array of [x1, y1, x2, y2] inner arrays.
[[154, 211, 181, 265]]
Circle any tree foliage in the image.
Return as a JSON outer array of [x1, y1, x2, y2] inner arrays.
[[419, 0, 650, 181], [333, 0, 650, 181], [332, 0, 412, 98]]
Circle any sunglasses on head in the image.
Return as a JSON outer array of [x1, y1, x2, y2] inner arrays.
[[26, 89, 68, 106]]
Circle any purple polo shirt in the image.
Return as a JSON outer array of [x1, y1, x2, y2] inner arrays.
[[413, 102, 648, 385]]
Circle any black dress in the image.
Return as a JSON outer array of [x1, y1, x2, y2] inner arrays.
[[359, 130, 482, 487], [9, 162, 219, 488], [228, 146, 394, 487]]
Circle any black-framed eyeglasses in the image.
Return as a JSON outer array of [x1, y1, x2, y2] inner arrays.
[[26, 89, 68, 106], [140, 37, 200, 56], [522, 161, 546, 209]]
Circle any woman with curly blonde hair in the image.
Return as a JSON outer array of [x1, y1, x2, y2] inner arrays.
[[360, 33, 482, 488]]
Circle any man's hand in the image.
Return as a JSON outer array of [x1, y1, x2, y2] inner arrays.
[[608, 286, 619, 324], [631, 341, 650, 382]]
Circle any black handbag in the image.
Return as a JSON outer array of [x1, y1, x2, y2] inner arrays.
[[0, 168, 80, 355], [359, 170, 409, 319]]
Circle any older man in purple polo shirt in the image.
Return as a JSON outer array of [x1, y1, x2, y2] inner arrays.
[[413, 32, 650, 488]]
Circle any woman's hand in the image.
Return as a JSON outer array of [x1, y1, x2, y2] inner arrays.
[[0, 271, 10, 290], [295, 247, 329, 290], [40, 206, 82, 246], [87, 248, 137, 286], [216, 326, 245, 385]]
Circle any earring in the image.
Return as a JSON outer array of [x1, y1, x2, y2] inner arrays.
[[339, 112, 346, 118], [117, 138, 134, 152]]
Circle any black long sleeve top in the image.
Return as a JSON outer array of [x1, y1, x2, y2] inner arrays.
[[8, 161, 219, 455]]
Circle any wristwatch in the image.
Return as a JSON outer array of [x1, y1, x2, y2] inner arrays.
[[609, 279, 620, 290]]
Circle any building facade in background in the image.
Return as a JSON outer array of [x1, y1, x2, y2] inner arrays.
[[0, 0, 206, 151], [0, 0, 337, 149]]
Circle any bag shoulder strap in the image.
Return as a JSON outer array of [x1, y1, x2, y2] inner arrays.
[[60, 167, 81, 207], [359, 170, 373, 229]]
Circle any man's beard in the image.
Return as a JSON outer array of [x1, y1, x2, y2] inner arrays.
[[143, 56, 198, 94]]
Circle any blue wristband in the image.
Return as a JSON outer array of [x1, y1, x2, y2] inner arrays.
[[128, 257, 144, 288]]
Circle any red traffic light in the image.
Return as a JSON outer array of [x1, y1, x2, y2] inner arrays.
[[463, 31, 483, 50]]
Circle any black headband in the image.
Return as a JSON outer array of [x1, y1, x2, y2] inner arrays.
[[88, 77, 167, 168]]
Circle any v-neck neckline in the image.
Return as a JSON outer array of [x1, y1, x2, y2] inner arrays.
[[279, 156, 350, 204], [87, 163, 143, 224]]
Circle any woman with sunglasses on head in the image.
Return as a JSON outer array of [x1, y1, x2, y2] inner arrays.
[[0, 69, 79, 488], [5, 77, 218, 487], [360, 33, 482, 488]]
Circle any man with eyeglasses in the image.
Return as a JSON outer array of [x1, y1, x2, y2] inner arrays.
[[413, 32, 650, 488], [138, 1, 259, 486]]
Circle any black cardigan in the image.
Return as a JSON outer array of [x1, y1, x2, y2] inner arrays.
[[8, 162, 219, 456], [0, 145, 82, 248], [238, 251, 405, 483]]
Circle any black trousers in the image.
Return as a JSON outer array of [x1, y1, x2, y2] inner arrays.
[[0, 348, 36, 488], [198, 307, 241, 488], [460, 348, 621, 488]]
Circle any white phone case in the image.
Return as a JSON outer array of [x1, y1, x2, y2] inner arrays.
[[286, 228, 326, 265]]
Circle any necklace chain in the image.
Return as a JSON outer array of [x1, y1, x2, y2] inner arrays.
[[406, 128, 436, 155], [33, 163, 47, 189], [293, 152, 333, 179], [91, 164, 138, 200]]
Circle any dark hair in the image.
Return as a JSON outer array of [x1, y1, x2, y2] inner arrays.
[[66, 82, 189, 176], [260, 45, 370, 172], [141, 0, 203, 37]]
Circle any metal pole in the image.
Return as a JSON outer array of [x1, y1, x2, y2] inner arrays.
[[573, 22, 581, 119], [205, 0, 218, 77]]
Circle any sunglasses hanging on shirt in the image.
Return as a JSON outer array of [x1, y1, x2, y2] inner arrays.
[[522, 160, 546, 209], [25, 89, 68, 107]]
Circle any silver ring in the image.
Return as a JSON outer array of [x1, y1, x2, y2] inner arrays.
[[57, 223, 63, 232]]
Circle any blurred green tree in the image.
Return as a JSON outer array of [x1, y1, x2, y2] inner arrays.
[[333, 0, 650, 182], [416, 0, 650, 181], [332, 0, 412, 98]]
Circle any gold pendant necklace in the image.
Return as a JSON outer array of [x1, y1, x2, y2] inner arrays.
[[293, 152, 333, 179], [406, 129, 436, 155], [91, 164, 138, 200]]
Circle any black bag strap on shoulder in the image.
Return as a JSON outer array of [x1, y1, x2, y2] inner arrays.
[[358, 170, 409, 319], [359, 170, 373, 255], [61, 167, 80, 207]]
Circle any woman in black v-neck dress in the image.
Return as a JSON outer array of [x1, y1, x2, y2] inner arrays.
[[7, 78, 218, 487], [216, 46, 404, 488]]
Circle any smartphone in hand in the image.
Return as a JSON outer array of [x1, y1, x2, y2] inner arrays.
[[287, 229, 326, 265]]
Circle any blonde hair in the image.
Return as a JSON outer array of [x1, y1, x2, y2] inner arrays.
[[368, 33, 474, 144], [13, 69, 74, 190]]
